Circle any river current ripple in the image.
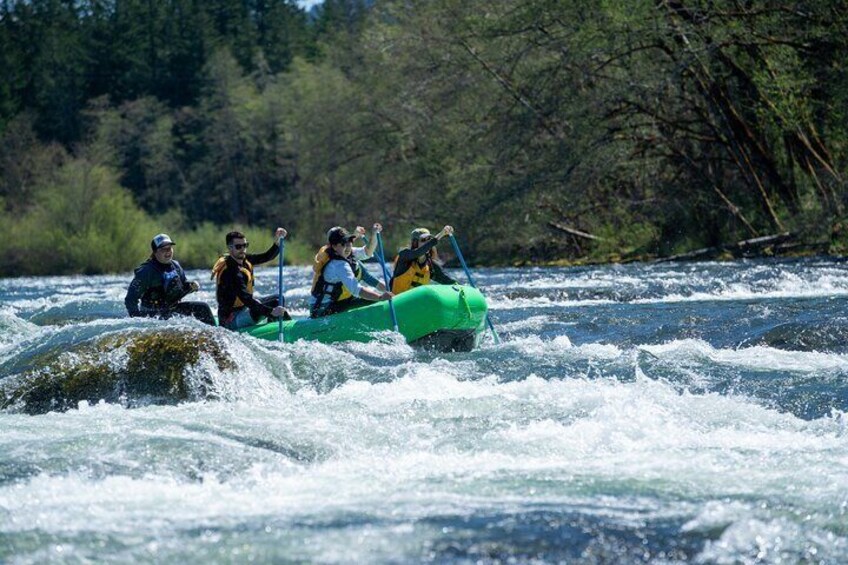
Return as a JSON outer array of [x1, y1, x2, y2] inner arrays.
[[1, 258, 847, 563]]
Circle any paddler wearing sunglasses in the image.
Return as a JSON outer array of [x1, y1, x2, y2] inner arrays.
[[212, 228, 290, 330]]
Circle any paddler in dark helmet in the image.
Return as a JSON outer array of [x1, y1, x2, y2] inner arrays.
[[309, 225, 394, 318], [390, 225, 457, 295], [212, 228, 290, 330], [125, 233, 215, 325]]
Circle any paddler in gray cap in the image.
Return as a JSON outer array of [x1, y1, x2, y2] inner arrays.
[[125, 233, 215, 325]]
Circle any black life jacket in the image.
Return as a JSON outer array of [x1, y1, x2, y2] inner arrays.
[[141, 259, 187, 310]]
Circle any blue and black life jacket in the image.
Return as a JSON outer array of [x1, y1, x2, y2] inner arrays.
[[140, 260, 187, 310]]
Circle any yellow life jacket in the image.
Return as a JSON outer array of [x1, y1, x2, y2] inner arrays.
[[310, 246, 362, 317], [212, 256, 254, 309], [310, 245, 332, 296], [391, 256, 431, 294]]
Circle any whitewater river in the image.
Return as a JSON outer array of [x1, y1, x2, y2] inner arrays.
[[1, 258, 847, 563]]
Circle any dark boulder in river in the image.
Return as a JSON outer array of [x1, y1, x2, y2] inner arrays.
[[0, 329, 234, 415]]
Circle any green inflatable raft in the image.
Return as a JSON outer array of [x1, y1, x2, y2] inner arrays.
[[237, 284, 489, 352]]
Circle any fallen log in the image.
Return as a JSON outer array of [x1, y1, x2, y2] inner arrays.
[[655, 246, 722, 262], [657, 232, 796, 262], [734, 232, 793, 250], [548, 221, 606, 241]]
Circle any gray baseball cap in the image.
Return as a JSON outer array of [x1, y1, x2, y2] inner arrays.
[[151, 233, 175, 251]]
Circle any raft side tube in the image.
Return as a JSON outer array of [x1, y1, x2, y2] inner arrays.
[[239, 285, 488, 349]]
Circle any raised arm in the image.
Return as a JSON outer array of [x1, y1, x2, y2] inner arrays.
[[396, 236, 439, 263], [247, 227, 287, 265]]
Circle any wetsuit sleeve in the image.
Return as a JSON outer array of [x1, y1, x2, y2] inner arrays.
[[125, 276, 144, 316], [359, 263, 381, 288], [396, 238, 439, 263], [430, 262, 458, 285], [246, 242, 280, 266], [392, 238, 441, 280], [125, 266, 155, 316], [231, 268, 274, 317], [173, 261, 192, 299], [177, 262, 189, 287]]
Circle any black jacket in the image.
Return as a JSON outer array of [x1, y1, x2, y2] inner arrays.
[[125, 258, 191, 316], [216, 243, 280, 322], [391, 238, 457, 286]]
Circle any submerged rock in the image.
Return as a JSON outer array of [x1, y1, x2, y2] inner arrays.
[[0, 329, 235, 415]]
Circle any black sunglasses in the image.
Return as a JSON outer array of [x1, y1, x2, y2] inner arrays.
[[231, 242, 249, 250]]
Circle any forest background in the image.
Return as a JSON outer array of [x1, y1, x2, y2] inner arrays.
[[1, 0, 847, 275]]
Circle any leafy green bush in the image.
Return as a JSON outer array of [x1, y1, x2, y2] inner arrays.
[[5, 159, 159, 275], [1, 157, 314, 276]]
